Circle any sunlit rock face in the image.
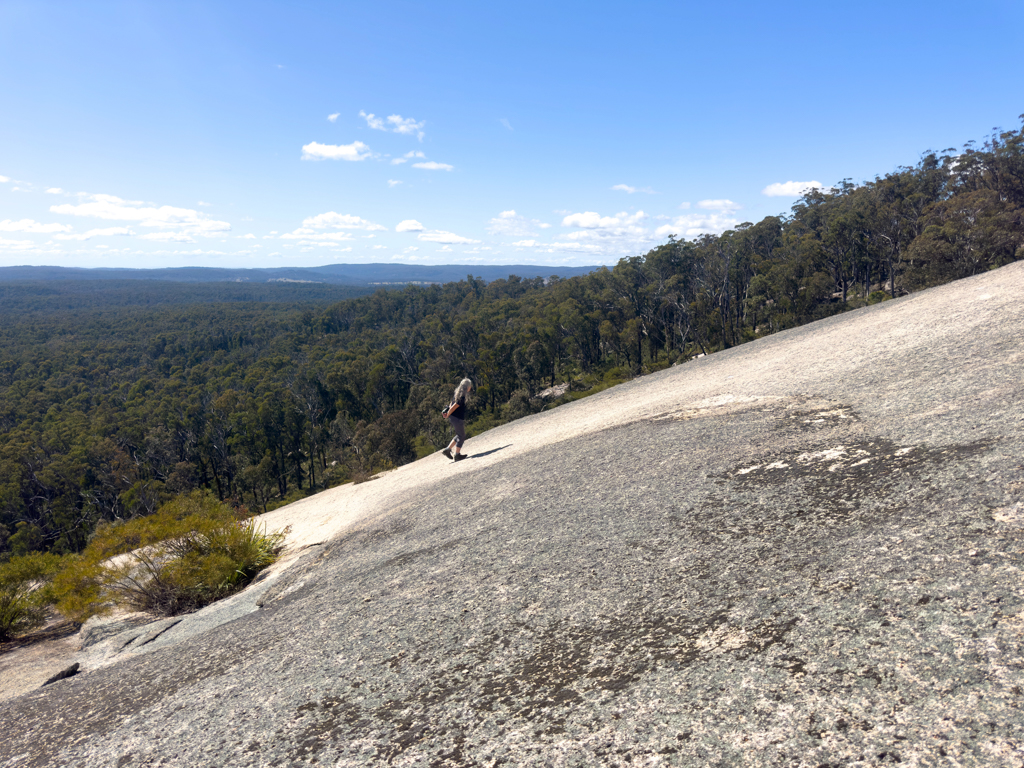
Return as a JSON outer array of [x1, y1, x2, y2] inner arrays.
[[2, 263, 1022, 767]]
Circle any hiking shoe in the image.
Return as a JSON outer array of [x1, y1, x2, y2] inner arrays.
[[454, 453, 467, 461], [442, 448, 453, 460]]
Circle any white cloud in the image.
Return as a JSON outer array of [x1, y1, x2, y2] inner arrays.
[[279, 230, 355, 242], [50, 194, 230, 237], [562, 211, 647, 230], [612, 184, 655, 194], [396, 219, 424, 232], [679, 202, 691, 210], [139, 231, 195, 243], [197, 200, 211, 207], [761, 180, 825, 197], [277, 211, 381, 243], [45, 187, 64, 195], [301, 140, 372, 161], [697, 199, 742, 212], [418, 230, 480, 245], [300, 212, 386, 231], [556, 210, 658, 256], [500, 118, 513, 131], [360, 111, 425, 140], [0, 236, 35, 250], [392, 150, 426, 165], [279, 243, 353, 252], [372, 244, 387, 249], [403, 246, 419, 253], [387, 115, 425, 139], [0, 219, 73, 233], [550, 241, 604, 253], [359, 111, 386, 131], [239, 234, 257, 239], [55, 226, 134, 241], [487, 210, 551, 237], [413, 161, 453, 171], [654, 212, 742, 239], [328, 113, 340, 122], [0, 176, 9, 183], [387, 179, 403, 187], [512, 239, 540, 247]]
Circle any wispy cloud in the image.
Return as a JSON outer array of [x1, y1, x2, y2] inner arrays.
[[413, 161, 453, 171], [0, 236, 36, 250], [391, 150, 425, 165], [301, 140, 373, 161], [49, 194, 230, 237], [328, 112, 340, 122], [279, 231, 355, 244], [654, 211, 742, 239], [556, 210, 659, 256], [561, 211, 646, 230], [388, 115, 425, 139], [612, 184, 656, 194], [359, 110, 425, 140], [139, 231, 195, 243], [299, 212, 386, 231], [762, 180, 825, 197], [486, 210, 551, 237], [55, 226, 135, 241], [500, 118, 513, 131], [418, 230, 480, 245], [387, 179, 403, 187], [276, 211, 385, 247], [278, 210, 385, 246], [0, 218, 73, 233], [697, 199, 741, 212]]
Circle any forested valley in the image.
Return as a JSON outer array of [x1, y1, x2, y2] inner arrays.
[[2, 120, 1022, 560]]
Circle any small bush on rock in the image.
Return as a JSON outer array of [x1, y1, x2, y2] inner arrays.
[[0, 552, 65, 641], [53, 491, 284, 622]]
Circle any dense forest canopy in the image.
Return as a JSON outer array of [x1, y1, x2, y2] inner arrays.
[[2, 119, 1022, 559]]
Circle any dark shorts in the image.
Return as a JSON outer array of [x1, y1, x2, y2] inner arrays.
[[448, 416, 466, 448]]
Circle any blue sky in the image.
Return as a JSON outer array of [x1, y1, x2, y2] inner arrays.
[[2, 0, 1022, 269]]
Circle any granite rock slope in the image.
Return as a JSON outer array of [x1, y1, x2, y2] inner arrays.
[[1, 263, 1022, 767]]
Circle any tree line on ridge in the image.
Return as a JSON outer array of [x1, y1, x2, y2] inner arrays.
[[1, 119, 1021, 559]]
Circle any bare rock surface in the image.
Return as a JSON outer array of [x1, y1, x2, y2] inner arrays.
[[1, 264, 1023, 767]]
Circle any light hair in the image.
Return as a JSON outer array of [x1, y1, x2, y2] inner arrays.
[[453, 377, 473, 400]]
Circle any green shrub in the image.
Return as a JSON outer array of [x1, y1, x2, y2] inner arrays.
[[53, 491, 285, 622], [0, 552, 65, 641]]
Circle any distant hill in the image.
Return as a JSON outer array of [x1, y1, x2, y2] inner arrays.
[[0, 263, 601, 286]]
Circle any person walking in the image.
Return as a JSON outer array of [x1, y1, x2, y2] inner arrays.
[[441, 378, 473, 461]]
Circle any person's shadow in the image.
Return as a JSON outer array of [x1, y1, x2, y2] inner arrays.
[[469, 444, 512, 459]]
